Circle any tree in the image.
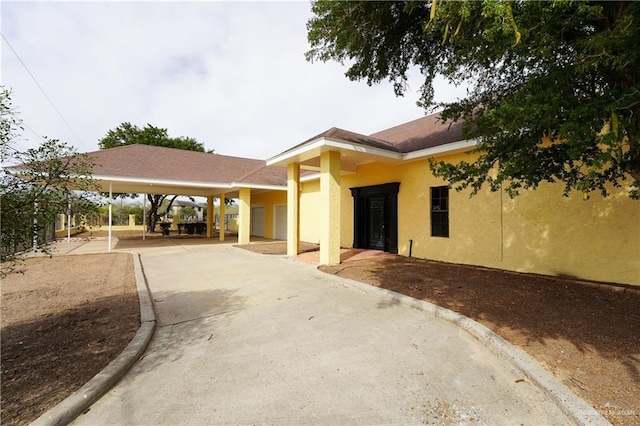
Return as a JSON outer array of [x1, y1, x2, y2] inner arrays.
[[307, 1, 640, 199], [98, 122, 208, 232], [1, 88, 99, 275], [177, 206, 197, 222]]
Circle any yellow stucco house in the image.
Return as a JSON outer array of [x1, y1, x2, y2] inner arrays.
[[267, 113, 639, 286], [52, 113, 637, 287]]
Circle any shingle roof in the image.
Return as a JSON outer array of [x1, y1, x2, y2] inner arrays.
[[87, 144, 278, 184], [235, 165, 288, 186], [272, 111, 464, 160], [280, 127, 401, 156], [369, 113, 464, 153]]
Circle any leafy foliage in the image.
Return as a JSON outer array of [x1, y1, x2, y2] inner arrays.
[[1, 89, 99, 274], [177, 206, 198, 221], [98, 122, 208, 152], [307, 1, 640, 199]]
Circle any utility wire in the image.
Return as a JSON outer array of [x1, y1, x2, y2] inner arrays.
[[1, 33, 87, 151]]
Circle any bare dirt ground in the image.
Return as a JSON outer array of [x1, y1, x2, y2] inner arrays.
[[2, 234, 637, 425], [237, 242, 640, 426], [1, 252, 140, 426]]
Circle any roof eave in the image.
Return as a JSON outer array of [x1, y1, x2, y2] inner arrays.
[[266, 137, 402, 169], [229, 182, 287, 191], [92, 174, 234, 190], [401, 139, 479, 161]]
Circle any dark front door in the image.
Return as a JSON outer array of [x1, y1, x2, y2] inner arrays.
[[350, 183, 400, 254], [367, 197, 385, 250]]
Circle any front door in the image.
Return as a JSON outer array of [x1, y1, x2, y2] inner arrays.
[[367, 197, 385, 250], [350, 183, 400, 254]]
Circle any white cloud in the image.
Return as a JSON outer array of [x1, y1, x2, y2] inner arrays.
[[2, 1, 468, 161]]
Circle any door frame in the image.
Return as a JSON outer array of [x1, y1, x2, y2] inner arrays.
[[350, 182, 400, 254]]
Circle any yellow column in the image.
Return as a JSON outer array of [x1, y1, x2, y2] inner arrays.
[[287, 163, 300, 256], [320, 151, 341, 265], [238, 187, 251, 244], [207, 196, 214, 238], [219, 192, 226, 242]]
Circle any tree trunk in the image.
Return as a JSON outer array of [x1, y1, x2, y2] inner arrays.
[[146, 194, 179, 233]]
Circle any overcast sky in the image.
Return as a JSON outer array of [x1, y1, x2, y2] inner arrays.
[[2, 1, 467, 162]]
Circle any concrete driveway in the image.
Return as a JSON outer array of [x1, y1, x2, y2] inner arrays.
[[73, 240, 573, 425]]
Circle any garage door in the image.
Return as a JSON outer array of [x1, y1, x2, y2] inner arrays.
[[251, 207, 265, 237], [275, 205, 287, 240]]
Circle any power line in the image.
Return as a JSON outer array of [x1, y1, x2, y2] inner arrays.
[[1, 32, 87, 151]]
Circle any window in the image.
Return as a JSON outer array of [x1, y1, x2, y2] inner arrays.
[[430, 186, 449, 237]]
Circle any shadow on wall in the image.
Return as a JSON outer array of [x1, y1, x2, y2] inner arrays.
[[501, 186, 639, 284]]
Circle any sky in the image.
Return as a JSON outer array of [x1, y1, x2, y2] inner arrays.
[[1, 1, 467, 163]]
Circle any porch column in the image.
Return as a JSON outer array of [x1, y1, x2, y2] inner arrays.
[[238, 187, 251, 244], [66, 196, 71, 242], [320, 151, 341, 265], [219, 192, 226, 242], [108, 182, 112, 252], [287, 163, 300, 256], [206, 196, 214, 238]]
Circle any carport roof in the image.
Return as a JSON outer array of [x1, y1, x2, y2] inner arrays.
[[86, 144, 287, 196]]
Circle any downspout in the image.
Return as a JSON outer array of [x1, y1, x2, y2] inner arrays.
[[67, 195, 71, 242]]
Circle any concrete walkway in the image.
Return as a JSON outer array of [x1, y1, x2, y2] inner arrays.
[[60, 238, 581, 424]]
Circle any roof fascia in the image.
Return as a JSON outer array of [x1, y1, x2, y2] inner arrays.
[[401, 139, 479, 161], [266, 137, 401, 166], [92, 174, 234, 190], [229, 182, 287, 191], [322, 137, 401, 160]]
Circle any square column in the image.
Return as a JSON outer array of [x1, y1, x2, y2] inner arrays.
[[206, 196, 214, 238], [287, 163, 300, 256], [320, 151, 341, 265], [238, 187, 251, 244], [219, 192, 226, 242]]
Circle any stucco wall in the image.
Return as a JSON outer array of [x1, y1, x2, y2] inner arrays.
[[331, 156, 639, 286], [251, 190, 287, 239], [300, 180, 321, 244]]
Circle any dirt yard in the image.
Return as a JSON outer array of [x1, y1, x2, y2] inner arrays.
[[1, 253, 140, 425], [236, 242, 640, 426], [2, 238, 638, 425]]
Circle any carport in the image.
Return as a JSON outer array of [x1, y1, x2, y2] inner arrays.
[[84, 144, 288, 251]]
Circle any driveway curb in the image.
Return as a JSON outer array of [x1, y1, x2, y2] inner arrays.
[[318, 269, 611, 426], [32, 252, 156, 426]]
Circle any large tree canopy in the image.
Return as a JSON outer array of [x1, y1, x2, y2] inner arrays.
[[307, 0, 640, 199], [98, 122, 207, 152], [98, 122, 209, 232]]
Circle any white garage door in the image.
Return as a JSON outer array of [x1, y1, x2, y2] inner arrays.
[[275, 205, 287, 240], [251, 207, 265, 237]]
